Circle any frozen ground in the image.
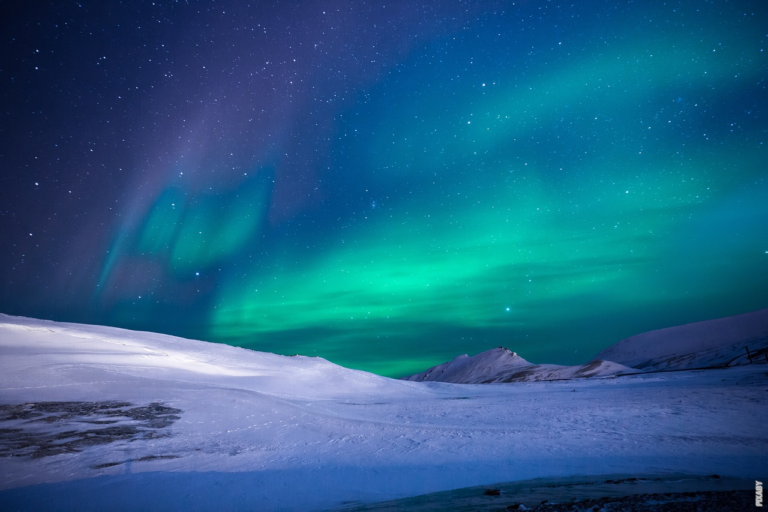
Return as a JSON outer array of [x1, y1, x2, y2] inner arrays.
[[347, 473, 756, 511], [0, 313, 766, 511]]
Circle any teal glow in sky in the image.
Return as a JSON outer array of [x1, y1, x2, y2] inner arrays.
[[2, 1, 766, 376]]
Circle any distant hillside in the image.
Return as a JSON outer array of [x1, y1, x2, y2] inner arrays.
[[402, 347, 632, 383], [404, 308, 768, 383], [590, 308, 768, 371]]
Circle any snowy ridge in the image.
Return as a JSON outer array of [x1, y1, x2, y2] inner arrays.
[[0, 313, 419, 402], [590, 308, 768, 371], [403, 347, 633, 383]]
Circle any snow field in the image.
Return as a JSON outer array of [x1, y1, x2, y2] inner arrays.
[[1, 314, 767, 510]]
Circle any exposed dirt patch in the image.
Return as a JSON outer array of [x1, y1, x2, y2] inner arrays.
[[92, 454, 180, 469], [0, 401, 181, 459]]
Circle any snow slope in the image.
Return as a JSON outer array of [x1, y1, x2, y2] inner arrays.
[[0, 313, 766, 511], [403, 347, 633, 383], [591, 308, 768, 371]]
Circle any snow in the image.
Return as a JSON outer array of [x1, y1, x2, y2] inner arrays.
[[403, 347, 634, 383], [0, 313, 767, 511], [591, 308, 768, 371]]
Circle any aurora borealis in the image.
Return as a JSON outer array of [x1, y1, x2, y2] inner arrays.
[[1, 1, 766, 377]]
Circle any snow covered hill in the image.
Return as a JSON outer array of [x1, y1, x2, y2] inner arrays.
[[1, 313, 767, 511], [403, 347, 633, 383], [590, 308, 768, 371], [404, 309, 768, 383]]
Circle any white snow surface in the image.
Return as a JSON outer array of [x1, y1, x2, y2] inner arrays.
[[403, 347, 634, 383], [591, 308, 768, 371], [0, 313, 767, 511]]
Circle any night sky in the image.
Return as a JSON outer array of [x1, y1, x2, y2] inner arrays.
[[1, 1, 766, 377]]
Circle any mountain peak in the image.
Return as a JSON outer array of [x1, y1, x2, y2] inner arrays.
[[402, 347, 628, 384]]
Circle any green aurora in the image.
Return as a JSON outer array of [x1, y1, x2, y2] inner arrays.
[[202, 9, 767, 375], [6, 1, 765, 378]]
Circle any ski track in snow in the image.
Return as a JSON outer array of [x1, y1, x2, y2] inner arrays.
[[0, 313, 767, 511]]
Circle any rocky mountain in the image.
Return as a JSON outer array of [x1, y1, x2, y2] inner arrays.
[[402, 347, 632, 383]]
